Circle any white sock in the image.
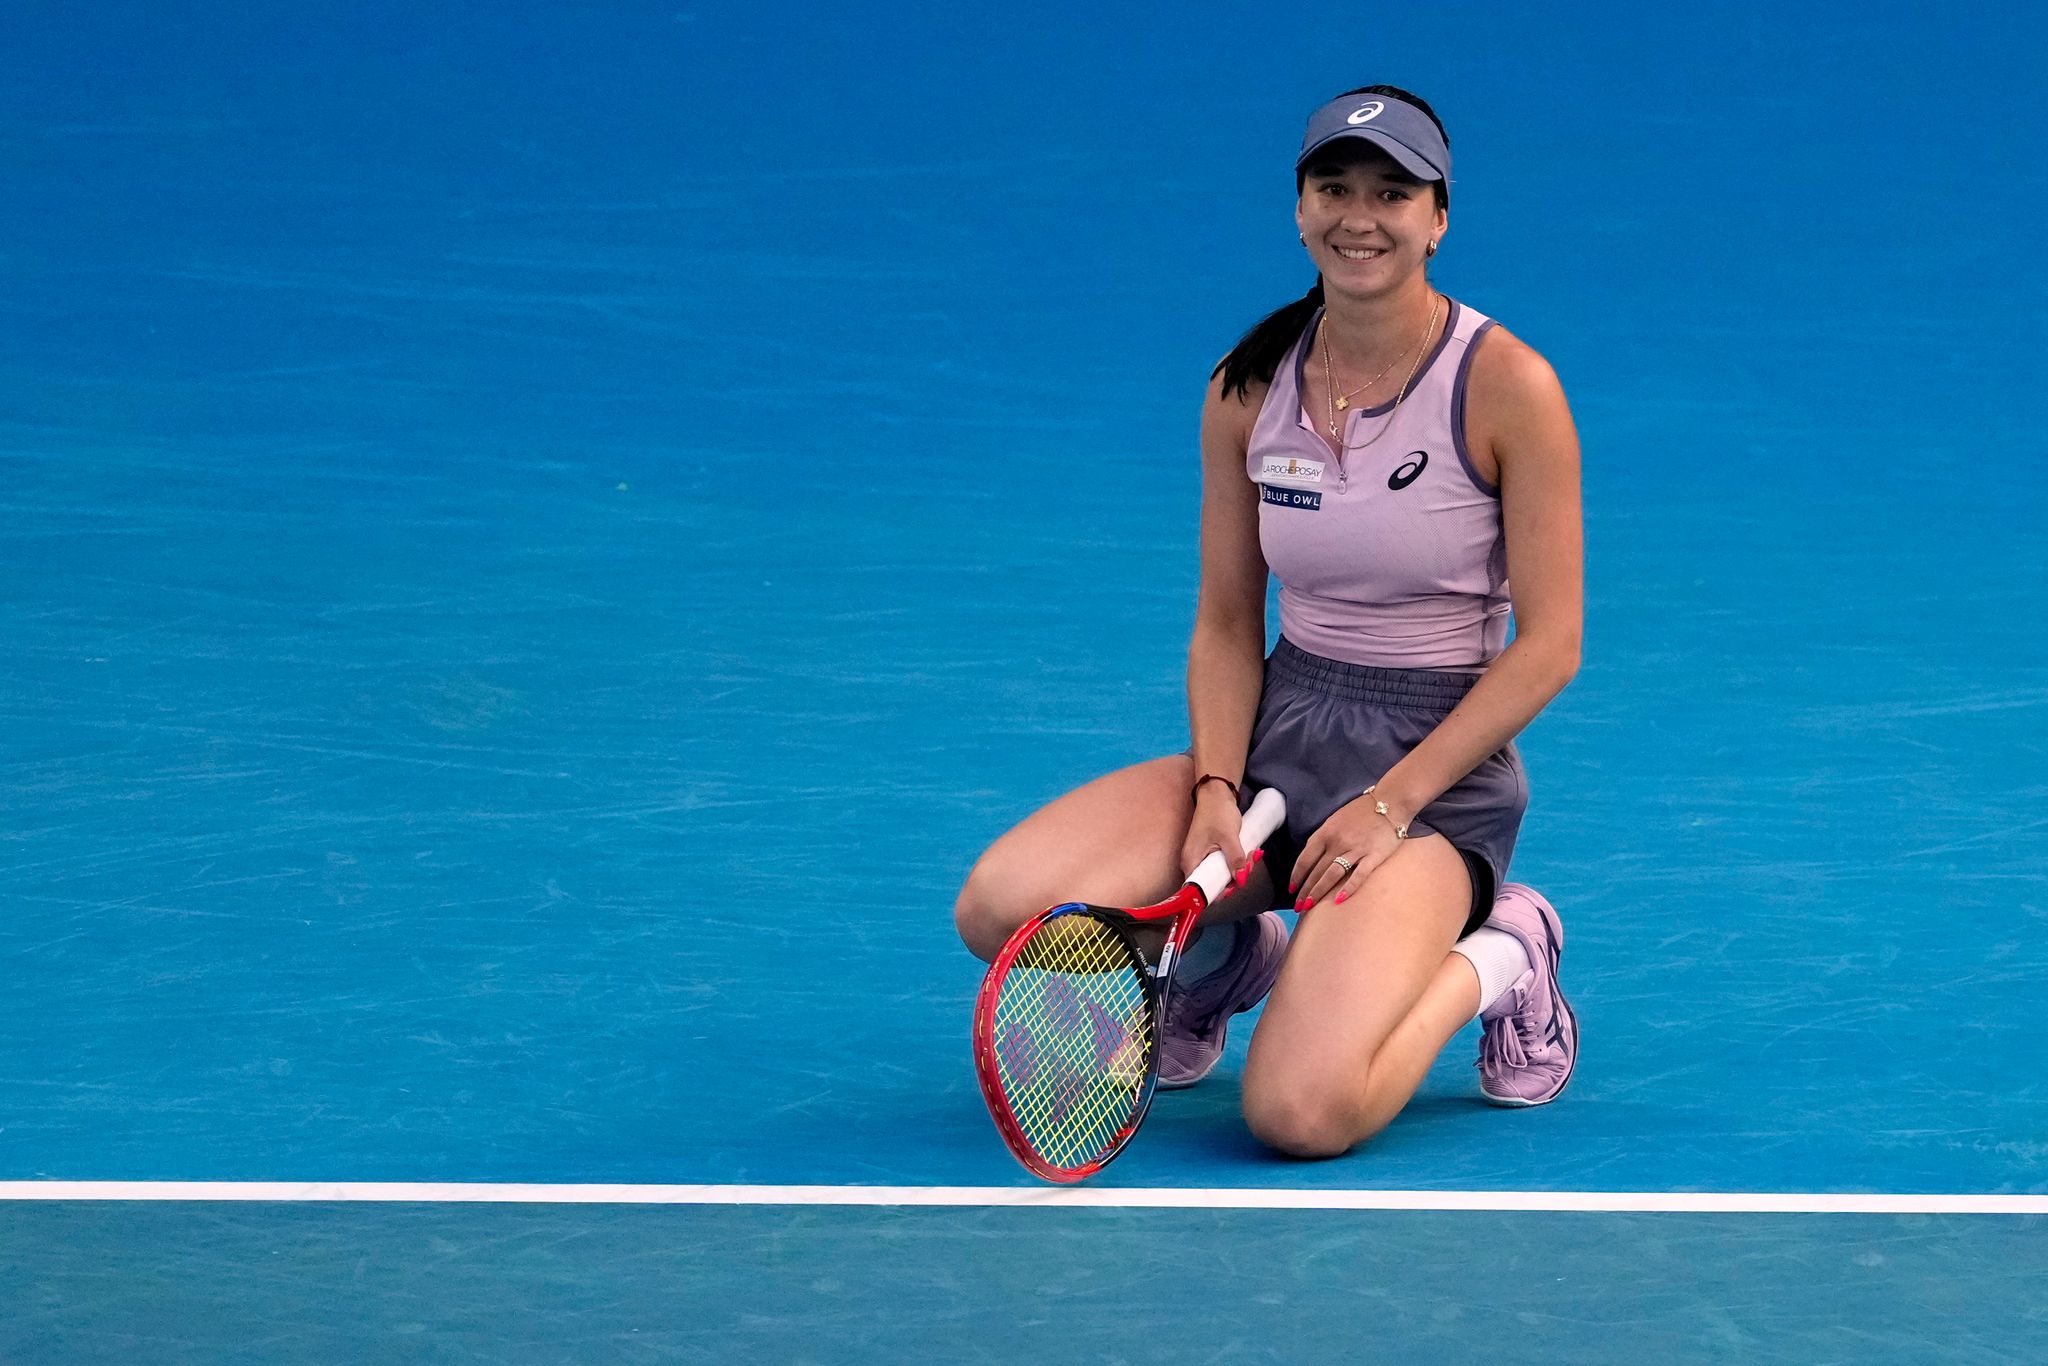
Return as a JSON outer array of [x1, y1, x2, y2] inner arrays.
[[1177, 921, 1242, 981], [1451, 926, 1532, 1016]]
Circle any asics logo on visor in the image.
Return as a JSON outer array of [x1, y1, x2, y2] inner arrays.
[[1346, 102, 1385, 124]]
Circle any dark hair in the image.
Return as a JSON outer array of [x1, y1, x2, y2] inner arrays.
[[1213, 85, 1451, 403]]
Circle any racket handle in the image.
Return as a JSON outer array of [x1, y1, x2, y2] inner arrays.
[[1187, 787, 1288, 904]]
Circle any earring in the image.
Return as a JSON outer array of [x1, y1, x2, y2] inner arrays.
[[1425, 240, 1438, 257]]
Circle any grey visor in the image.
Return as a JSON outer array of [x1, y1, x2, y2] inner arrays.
[[1296, 94, 1449, 184]]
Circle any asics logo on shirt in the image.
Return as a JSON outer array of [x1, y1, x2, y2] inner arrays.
[[1387, 451, 1429, 490], [1347, 102, 1385, 124]]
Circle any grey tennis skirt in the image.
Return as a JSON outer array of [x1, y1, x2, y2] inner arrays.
[[1239, 637, 1528, 937]]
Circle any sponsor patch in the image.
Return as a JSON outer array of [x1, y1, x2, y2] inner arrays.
[[1261, 484, 1321, 512], [1258, 455, 1325, 488]]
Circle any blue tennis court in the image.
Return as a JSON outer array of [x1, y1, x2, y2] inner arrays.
[[4, 1, 2045, 1360]]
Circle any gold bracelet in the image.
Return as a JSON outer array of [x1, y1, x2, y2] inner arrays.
[[1361, 784, 1411, 840]]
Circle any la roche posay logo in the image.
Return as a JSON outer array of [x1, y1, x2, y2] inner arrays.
[[1260, 455, 1325, 488], [1347, 101, 1385, 125]]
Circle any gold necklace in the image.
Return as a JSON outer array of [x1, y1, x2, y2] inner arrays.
[[1319, 293, 1441, 443], [1320, 334, 1407, 413], [1320, 293, 1443, 492]]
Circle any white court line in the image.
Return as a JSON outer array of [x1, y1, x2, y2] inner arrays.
[[0, 1183, 2044, 1214]]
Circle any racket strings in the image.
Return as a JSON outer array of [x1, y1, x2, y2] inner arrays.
[[989, 916, 1155, 1170]]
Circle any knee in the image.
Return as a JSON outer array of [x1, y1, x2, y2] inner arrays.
[[1242, 1079, 1366, 1160], [953, 860, 1021, 962]]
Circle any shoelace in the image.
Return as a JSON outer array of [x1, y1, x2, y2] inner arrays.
[[1478, 1015, 1529, 1073], [1476, 986, 1547, 1073], [1163, 958, 1251, 1044], [1161, 981, 1211, 1041], [1162, 925, 1260, 1042]]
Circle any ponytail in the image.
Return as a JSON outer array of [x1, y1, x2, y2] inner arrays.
[[1213, 279, 1323, 403]]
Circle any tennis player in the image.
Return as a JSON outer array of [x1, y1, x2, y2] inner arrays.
[[955, 85, 1581, 1157]]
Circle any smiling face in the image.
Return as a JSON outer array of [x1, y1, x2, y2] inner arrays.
[[1295, 141, 1447, 297]]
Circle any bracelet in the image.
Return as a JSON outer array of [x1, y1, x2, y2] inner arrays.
[[1191, 773, 1241, 803], [1361, 784, 1411, 840]]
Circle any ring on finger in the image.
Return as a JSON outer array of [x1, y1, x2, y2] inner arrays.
[[1331, 854, 1355, 874]]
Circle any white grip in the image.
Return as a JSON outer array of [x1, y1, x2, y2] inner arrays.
[[1188, 787, 1289, 905]]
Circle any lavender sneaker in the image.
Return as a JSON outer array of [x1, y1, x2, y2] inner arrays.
[[1476, 884, 1579, 1107], [1157, 912, 1289, 1089]]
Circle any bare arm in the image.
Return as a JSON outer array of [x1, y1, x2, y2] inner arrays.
[[1183, 370, 1272, 872], [1370, 331, 1584, 831]]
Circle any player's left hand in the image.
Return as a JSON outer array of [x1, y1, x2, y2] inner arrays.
[[1290, 795, 1408, 911]]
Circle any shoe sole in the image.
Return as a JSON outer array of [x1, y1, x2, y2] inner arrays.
[[1480, 886, 1578, 1108]]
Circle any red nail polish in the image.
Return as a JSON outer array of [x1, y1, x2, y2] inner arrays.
[[1299, 897, 1315, 912], [1333, 891, 1347, 906]]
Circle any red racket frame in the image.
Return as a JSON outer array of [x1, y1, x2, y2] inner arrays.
[[971, 885, 1207, 1183]]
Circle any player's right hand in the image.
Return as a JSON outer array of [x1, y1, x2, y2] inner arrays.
[[1181, 786, 1249, 886]]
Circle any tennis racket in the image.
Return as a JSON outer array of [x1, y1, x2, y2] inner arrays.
[[972, 786, 1288, 1183]]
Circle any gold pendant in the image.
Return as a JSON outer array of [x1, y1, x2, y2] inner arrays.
[[1334, 396, 1349, 411]]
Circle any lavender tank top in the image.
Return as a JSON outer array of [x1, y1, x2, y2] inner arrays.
[[1247, 298, 1509, 671]]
